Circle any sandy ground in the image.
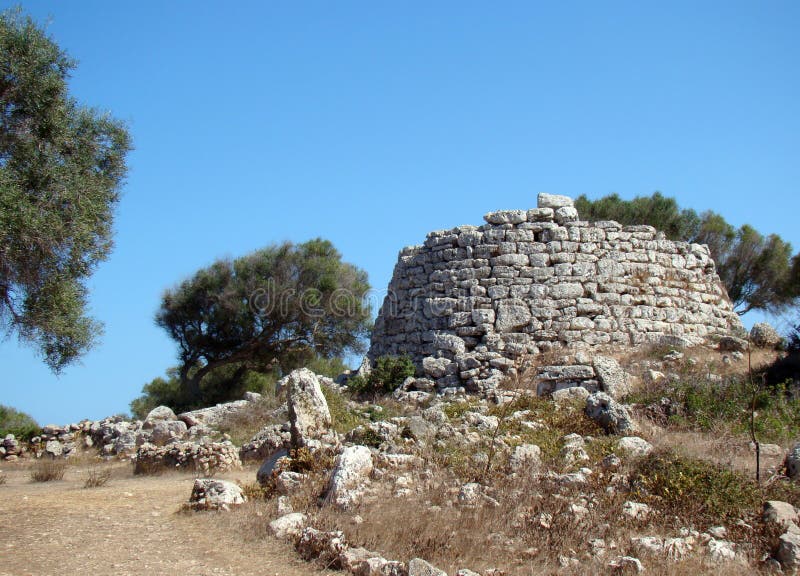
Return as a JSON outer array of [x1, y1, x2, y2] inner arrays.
[[0, 461, 337, 576]]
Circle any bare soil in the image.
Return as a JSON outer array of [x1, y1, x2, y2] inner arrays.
[[0, 461, 336, 576]]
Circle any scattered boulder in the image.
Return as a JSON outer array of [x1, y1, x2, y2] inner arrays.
[[143, 405, 177, 426], [706, 538, 737, 563], [593, 356, 630, 398], [509, 444, 541, 473], [188, 478, 245, 511], [240, 424, 290, 462], [608, 556, 644, 573], [552, 386, 590, 404], [622, 501, 651, 520], [150, 419, 188, 445], [585, 392, 636, 434], [270, 512, 307, 540], [785, 443, 800, 479], [327, 445, 373, 509], [764, 501, 800, 531], [717, 336, 748, 353], [776, 531, 800, 569], [617, 436, 653, 458], [285, 368, 332, 449], [408, 558, 447, 576]]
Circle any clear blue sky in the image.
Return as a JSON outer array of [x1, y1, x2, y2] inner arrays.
[[3, 1, 798, 425]]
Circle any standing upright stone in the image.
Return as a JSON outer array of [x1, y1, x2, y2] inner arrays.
[[285, 368, 332, 449]]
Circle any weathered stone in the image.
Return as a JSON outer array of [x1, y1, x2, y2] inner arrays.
[[269, 512, 307, 540], [585, 392, 636, 434], [786, 443, 800, 479], [189, 478, 245, 511], [143, 405, 177, 426], [509, 443, 541, 473], [495, 301, 531, 332], [537, 193, 574, 209], [296, 527, 347, 566], [617, 436, 653, 457], [327, 445, 373, 509], [593, 355, 630, 398], [408, 558, 447, 576], [764, 500, 800, 530], [285, 368, 332, 449], [608, 556, 644, 573], [777, 531, 800, 569], [150, 420, 188, 445]]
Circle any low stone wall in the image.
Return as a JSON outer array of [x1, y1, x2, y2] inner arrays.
[[369, 193, 743, 393]]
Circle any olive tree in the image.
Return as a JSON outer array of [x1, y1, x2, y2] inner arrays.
[[0, 9, 131, 370], [156, 239, 371, 404]]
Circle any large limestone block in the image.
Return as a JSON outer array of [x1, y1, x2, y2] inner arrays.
[[285, 368, 332, 449]]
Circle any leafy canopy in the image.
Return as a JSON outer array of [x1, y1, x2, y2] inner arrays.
[[0, 9, 131, 370], [574, 192, 800, 315], [0, 403, 39, 441], [156, 238, 371, 405]]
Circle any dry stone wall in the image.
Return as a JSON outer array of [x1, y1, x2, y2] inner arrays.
[[368, 193, 743, 393]]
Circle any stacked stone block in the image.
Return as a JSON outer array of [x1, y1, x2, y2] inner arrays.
[[368, 193, 743, 393]]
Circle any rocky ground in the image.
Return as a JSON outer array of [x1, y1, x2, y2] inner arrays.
[[3, 335, 800, 575]]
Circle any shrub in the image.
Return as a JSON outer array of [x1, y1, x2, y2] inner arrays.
[[30, 460, 66, 482], [631, 449, 759, 523], [0, 404, 40, 441], [321, 386, 365, 434], [0, 472, 6, 485], [348, 355, 415, 395], [83, 467, 112, 488]]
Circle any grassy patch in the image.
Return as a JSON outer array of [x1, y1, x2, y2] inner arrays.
[[321, 386, 366, 434], [631, 375, 800, 444], [30, 459, 66, 482], [631, 449, 760, 524], [487, 395, 604, 462]]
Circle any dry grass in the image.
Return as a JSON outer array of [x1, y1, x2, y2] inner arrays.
[[83, 466, 112, 488], [215, 396, 285, 445], [30, 459, 66, 482]]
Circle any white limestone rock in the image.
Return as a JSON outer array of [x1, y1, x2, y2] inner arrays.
[[285, 368, 332, 449], [327, 445, 373, 509], [189, 478, 245, 511]]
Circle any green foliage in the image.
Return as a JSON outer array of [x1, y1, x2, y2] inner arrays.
[[320, 385, 365, 434], [348, 355, 415, 395], [574, 192, 799, 315], [632, 373, 800, 445], [487, 395, 604, 462], [156, 238, 371, 405], [0, 404, 39, 440], [130, 363, 280, 418], [631, 449, 760, 523], [0, 9, 131, 370]]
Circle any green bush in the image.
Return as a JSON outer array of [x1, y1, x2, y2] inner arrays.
[[631, 373, 800, 445], [0, 404, 40, 441], [631, 449, 760, 523], [348, 355, 415, 395]]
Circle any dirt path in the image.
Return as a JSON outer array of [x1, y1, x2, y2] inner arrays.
[[0, 463, 336, 576]]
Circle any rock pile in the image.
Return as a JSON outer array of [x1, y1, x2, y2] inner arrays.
[[369, 193, 743, 393], [134, 438, 241, 474]]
